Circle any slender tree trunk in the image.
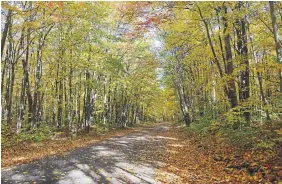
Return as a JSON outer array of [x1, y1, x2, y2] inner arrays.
[[121, 87, 127, 127], [33, 23, 54, 126], [181, 86, 192, 126], [250, 38, 271, 121], [1, 57, 7, 92], [77, 72, 82, 131], [115, 84, 120, 126], [68, 62, 73, 130], [4, 53, 11, 125], [33, 36, 44, 126], [131, 104, 135, 126], [107, 78, 111, 127], [53, 64, 59, 126], [175, 80, 191, 126], [235, 2, 251, 123], [216, 14, 227, 73], [84, 69, 91, 132], [257, 71, 271, 120], [17, 78, 25, 133], [7, 61, 15, 125], [64, 80, 68, 127], [103, 75, 108, 125], [269, 1, 282, 92], [57, 80, 63, 128], [112, 85, 117, 127], [22, 57, 33, 124], [197, 5, 229, 98], [1, 10, 12, 58], [39, 92, 44, 123], [223, 5, 238, 108]]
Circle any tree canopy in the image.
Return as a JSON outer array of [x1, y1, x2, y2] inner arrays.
[[1, 1, 282, 141]]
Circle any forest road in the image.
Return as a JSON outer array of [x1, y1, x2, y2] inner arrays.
[[1, 124, 176, 184]]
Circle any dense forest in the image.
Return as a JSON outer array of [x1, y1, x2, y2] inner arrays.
[[1, 2, 166, 137], [1, 1, 282, 145], [1, 1, 282, 183]]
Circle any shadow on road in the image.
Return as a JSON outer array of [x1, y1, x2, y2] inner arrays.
[[2, 124, 178, 184]]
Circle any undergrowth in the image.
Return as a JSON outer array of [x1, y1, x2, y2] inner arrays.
[[1, 122, 133, 148], [184, 115, 282, 182], [186, 115, 282, 151], [2, 123, 54, 148]]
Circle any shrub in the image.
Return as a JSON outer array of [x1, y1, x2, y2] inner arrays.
[[186, 114, 280, 151], [90, 123, 109, 134], [2, 123, 54, 147]]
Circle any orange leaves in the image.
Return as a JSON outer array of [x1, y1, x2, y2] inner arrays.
[[117, 2, 151, 15], [243, 151, 252, 161], [47, 2, 55, 10], [1, 128, 138, 168], [58, 2, 64, 8], [155, 128, 226, 183], [46, 2, 64, 10], [154, 124, 282, 183]]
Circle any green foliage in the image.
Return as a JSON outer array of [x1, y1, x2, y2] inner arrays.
[[222, 128, 258, 149], [255, 140, 276, 150], [90, 123, 109, 134], [187, 112, 280, 151], [2, 1, 282, 157], [225, 107, 245, 126], [2, 124, 54, 148], [187, 116, 215, 136], [222, 128, 279, 151], [20, 124, 53, 143]]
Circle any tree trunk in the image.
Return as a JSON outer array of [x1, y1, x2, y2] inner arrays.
[[77, 72, 82, 131], [121, 87, 127, 127], [16, 78, 25, 133], [250, 37, 271, 121], [33, 36, 44, 126], [223, 5, 238, 108], [22, 56, 33, 125], [33, 23, 54, 126], [257, 71, 271, 120], [269, 1, 282, 92], [1, 56, 7, 92], [84, 69, 91, 132], [7, 61, 15, 125], [197, 5, 229, 98], [64, 80, 68, 127], [57, 80, 63, 128], [4, 53, 11, 125], [1, 9, 12, 58], [103, 75, 108, 125], [235, 2, 251, 123], [68, 62, 73, 130]]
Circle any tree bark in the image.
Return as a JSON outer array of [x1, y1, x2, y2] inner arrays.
[[269, 1, 282, 92], [1, 9, 12, 58], [22, 57, 33, 124], [57, 80, 63, 128], [223, 5, 238, 108], [84, 69, 91, 132], [4, 52, 11, 125], [235, 2, 251, 123]]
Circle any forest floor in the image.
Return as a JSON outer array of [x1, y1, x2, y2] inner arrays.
[[2, 123, 282, 183]]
